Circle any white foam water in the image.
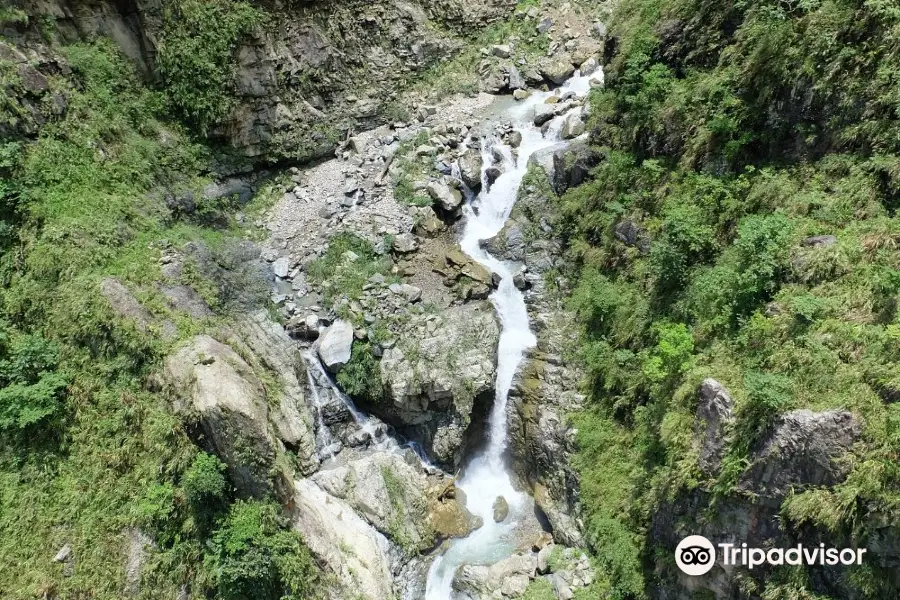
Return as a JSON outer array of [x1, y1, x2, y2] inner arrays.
[[424, 71, 596, 599]]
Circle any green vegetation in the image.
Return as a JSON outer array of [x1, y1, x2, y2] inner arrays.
[[337, 342, 384, 404], [561, 0, 900, 598], [157, 0, 266, 133], [205, 500, 320, 600], [0, 37, 319, 598], [307, 232, 394, 304]]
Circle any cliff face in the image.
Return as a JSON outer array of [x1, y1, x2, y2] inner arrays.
[[4, 0, 515, 162]]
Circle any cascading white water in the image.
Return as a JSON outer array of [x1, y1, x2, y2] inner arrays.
[[424, 71, 597, 599], [301, 348, 399, 455]]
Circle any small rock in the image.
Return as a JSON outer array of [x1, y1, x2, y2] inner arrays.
[[537, 17, 553, 34], [393, 233, 418, 253], [507, 131, 523, 148], [491, 44, 511, 58], [492, 496, 509, 522], [272, 256, 290, 278], [54, 544, 72, 563], [512, 88, 530, 101], [416, 144, 437, 156]]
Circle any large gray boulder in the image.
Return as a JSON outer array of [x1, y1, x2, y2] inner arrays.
[[165, 335, 278, 497], [235, 310, 318, 473], [527, 139, 600, 196], [376, 302, 500, 465], [311, 453, 435, 554], [318, 319, 354, 373], [427, 180, 464, 213], [290, 478, 395, 600], [540, 57, 575, 84], [453, 553, 538, 598], [695, 378, 734, 477]]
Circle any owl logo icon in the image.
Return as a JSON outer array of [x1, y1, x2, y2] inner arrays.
[[676, 535, 716, 576]]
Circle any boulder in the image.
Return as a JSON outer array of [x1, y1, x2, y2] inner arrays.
[[560, 109, 585, 139], [100, 278, 154, 332], [533, 103, 556, 127], [236, 310, 318, 473], [453, 553, 538, 597], [527, 139, 600, 196], [540, 58, 575, 84], [413, 206, 446, 237], [377, 303, 500, 465], [695, 379, 733, 477], [507, 65, 526, 90], [318, 320, 354, 373], [613, 219, 651, 254], [290, 478, 394, 600], [272, 256, 291, 278], [801, 234, 837, 247], [393, 232, 419, 254], [481, 220, 526, 262], [430, 484, 483, 539], [165, 335, 277, 497], [491, 44, 511, 58], [537, 544, 553, 574], [123, 528, 154, 597], [389, 283, 423, 302], [312, 453, 435, 553], [739, 409, 861, 503], [158, 284, 213, 318], [458, 147, 484, 191], [427, 180, 464, 212], [493, 495, 509, 522]]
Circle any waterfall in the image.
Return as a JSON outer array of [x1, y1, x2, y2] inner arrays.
[[300, 348, 399, 456], [424, 71, 596, 599]]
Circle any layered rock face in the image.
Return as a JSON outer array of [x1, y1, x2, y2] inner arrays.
[[7, 0, 517, 162], [651, 380, 867, 599]]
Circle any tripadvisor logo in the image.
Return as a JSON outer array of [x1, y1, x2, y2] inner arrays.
[[675, 535, 868, 576], [675, 535, 716, 576]]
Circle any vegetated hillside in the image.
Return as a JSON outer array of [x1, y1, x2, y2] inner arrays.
[[563, 1, 900, 599], [0, 34, 325, 599]]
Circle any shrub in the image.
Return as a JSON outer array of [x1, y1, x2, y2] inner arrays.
[[205, 500, 319, 600], [307, 232, 393, 304], [0, 329, 67, 431], [337, 342, 383, 404], [184, 452, 227, 503], [641, 322, 695, 386]]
